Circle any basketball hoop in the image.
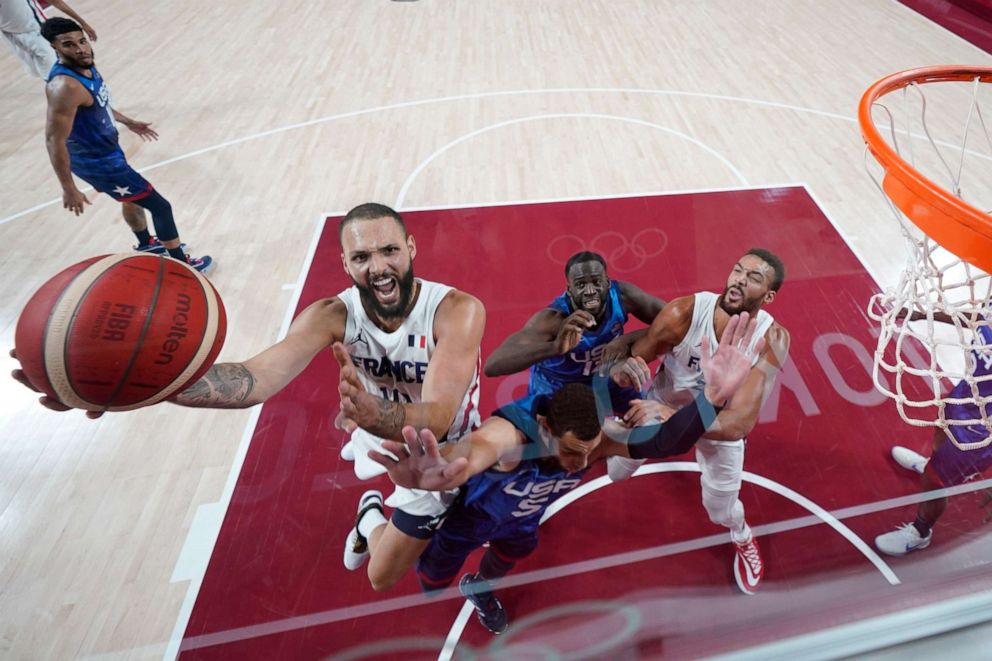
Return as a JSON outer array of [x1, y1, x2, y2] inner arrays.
[[859, 66, 992, 449]]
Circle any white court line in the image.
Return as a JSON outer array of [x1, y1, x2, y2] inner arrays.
[[12, 83, 984, 226], [162, 213, 329, 661], [175, 474, 992, 654], [397, 181, 805, 214], [7, 85, 988, 226], [394, 112, 749, 209], [546, 463, 898, 584], [801, 182, 890, 290]]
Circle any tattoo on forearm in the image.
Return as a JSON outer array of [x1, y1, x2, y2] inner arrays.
[[174, 363, 256, 408], [366, 397, 407, 438]]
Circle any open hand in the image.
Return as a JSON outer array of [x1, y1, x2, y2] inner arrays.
[[369, 426, 469, 490], [62, 187, 90, 215], [123, 119, 159, 141], [700, 312, 765, 405], [9, 349, 102, 418], [622, 398, 675, 427]]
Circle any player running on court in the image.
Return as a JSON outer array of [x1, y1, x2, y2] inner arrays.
[[41, 17, 211, 271]]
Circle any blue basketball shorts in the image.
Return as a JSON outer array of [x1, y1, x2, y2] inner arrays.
[[71, 151, 153, 202]]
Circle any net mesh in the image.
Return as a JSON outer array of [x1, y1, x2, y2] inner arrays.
[[864, 71, 992, 450]]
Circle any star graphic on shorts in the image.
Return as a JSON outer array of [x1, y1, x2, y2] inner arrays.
[[112, 185, 132, 196]]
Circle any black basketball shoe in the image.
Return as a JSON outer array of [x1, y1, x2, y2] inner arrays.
[[459, 573, 508, 634]]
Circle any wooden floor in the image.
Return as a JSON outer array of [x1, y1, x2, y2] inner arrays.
[[0, 1, 989, 658]]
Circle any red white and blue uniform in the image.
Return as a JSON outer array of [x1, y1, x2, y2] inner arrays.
[[47, 63, 153, 201], [416, 394, 588, 589], [529, 280, 638, 412]]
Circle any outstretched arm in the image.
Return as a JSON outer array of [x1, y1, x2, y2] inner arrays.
[[337, 290, 485, 441], [172, 298, 345, 408], [484, 308, 595, 376], [702, 322, 789, 440], [370, 418, 521, 490], [604, 312, 764, 458], [609, 295, 694, 390]]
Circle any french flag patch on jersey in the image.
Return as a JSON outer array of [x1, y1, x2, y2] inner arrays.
[[408, 334, 426, 348]]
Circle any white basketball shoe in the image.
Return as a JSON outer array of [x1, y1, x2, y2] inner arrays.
[[875, 523, 932, 556], [891, 446, 928, 475], [343, 490, 384, 570]]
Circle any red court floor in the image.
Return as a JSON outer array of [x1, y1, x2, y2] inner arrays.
[[178, 189, 992, 659]]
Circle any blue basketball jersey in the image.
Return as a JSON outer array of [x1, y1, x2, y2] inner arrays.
[[454, 395, 588, 535], [48, 63, 121, 160], [528, 280, 628, 395]]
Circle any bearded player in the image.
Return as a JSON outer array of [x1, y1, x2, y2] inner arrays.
[[608, 248, 790, 595]]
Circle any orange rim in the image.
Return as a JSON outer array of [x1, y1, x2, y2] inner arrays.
[[858, 66, 992, 273]]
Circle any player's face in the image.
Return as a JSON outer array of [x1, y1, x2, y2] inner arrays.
[[341, 217, 417, 321], [544, 426, 602, 474], [718, 254, 776, 315], [52, 32, 94, 68], [566, 261, 610, 320]]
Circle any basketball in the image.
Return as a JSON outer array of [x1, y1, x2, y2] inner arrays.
[[15, 254, 227, 412]]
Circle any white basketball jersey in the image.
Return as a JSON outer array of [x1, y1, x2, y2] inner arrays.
[[0, 0, 47, 33], [339, 279, 481, 441], [649, 291, 773, 409]]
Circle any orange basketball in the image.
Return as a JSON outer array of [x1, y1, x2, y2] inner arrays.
[[15, 254, 226, 412]]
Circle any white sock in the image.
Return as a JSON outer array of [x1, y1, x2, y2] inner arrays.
[[731, 523, 752, 544], [357, 505, 387, 539]]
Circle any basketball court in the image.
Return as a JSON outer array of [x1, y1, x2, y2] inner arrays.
[[1, 2, 991, 659]]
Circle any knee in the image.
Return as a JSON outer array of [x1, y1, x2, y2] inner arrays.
[[367, 564, 402, 592], [701, 488, 741, 528]]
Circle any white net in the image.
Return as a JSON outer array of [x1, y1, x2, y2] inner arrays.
[[864, 71, 992, 450]]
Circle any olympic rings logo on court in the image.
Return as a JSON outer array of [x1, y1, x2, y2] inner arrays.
[[546, 229, 668, 273], [328, 600, 642, 660]]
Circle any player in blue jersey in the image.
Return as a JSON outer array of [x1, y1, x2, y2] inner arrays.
[[361, 312, 764, 633], [875, 313, 992, 556], [41, 17, 212, 272], [485, 250, 664, 410]]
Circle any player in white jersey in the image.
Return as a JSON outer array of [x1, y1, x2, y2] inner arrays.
[[11, 203, 485, 592], [608, 249, 790, 595], [1, 0, 95, 79]]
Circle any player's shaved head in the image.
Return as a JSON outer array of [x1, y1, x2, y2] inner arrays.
[[339, 203, 407, 242], [564, 251, 606, 277]]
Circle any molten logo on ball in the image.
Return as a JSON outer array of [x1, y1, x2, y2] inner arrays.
[[16, 254, 226, 412], [155, 293, 192, 365]]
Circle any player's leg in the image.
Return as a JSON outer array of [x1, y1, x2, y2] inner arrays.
[[72, 152, 212, 271], [2, 30, 56, 79], [130, 190, 211, 272], [876, 427, 991, 555], [459, 533, 539, 634], [122, 202, 189, 255], [697, 438, 763, 594], [344, 487, 450, 592]]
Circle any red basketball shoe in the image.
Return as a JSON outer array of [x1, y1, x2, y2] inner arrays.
[[733, 536, 764, 595]]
